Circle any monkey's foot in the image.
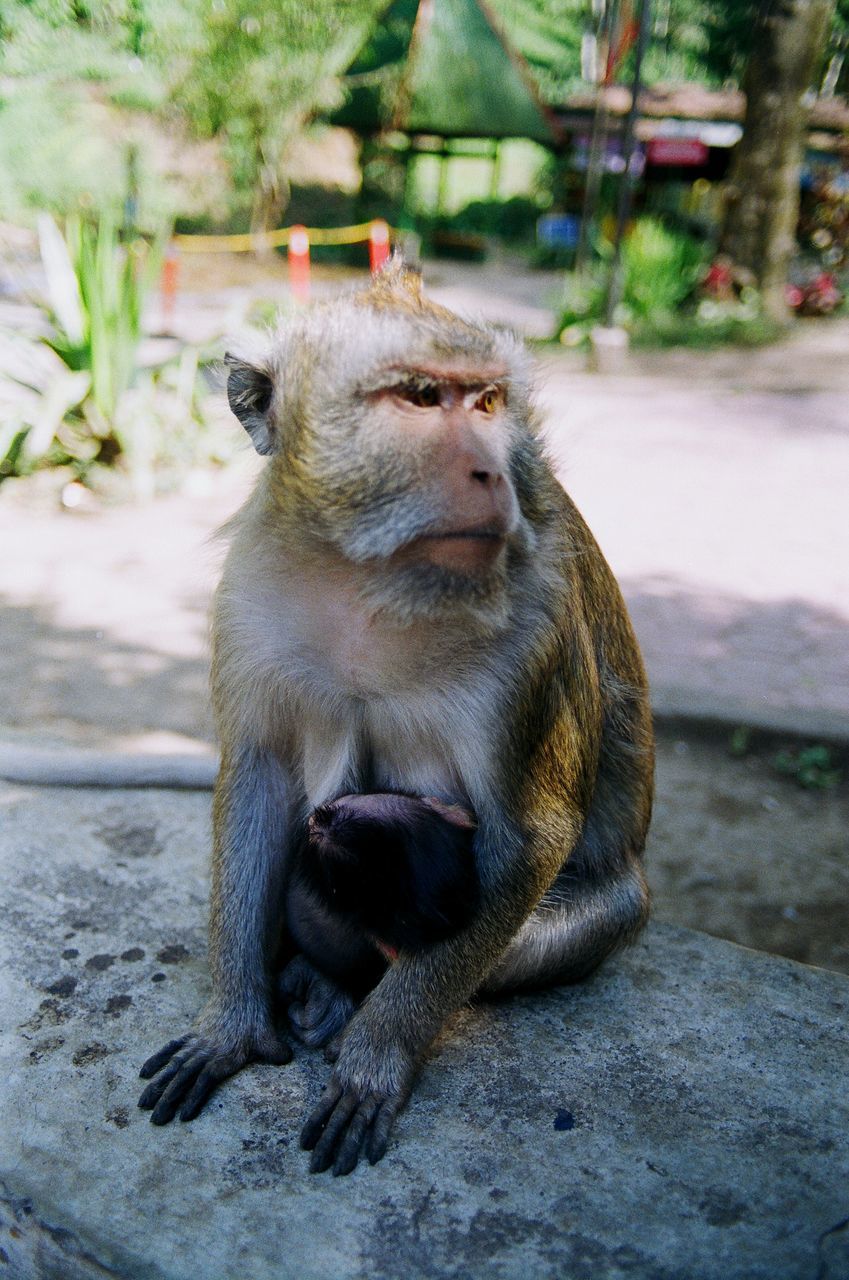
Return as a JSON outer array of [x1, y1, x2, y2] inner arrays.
[[279, 955, 355, 1049], [300, 1077, 408, 1176], [138, 1026, 292, 1125]]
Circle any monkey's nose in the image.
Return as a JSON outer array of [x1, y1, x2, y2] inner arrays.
[[470, 468, 503, 488]]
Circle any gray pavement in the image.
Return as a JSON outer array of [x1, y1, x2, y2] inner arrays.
[[1, 781, 848, 1280]]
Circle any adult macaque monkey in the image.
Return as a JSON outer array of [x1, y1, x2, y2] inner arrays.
[[138, 261, 654, 1176]]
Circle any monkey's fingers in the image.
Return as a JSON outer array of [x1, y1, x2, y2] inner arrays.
[[177, 1058, 239, 1122], [300, 1080, 343, 1152], [307, 1092, 360, 1174], [139, 1036, 189, 1079], [148, 1050, 210, 1125], [301, 1083, 400, 1175], [138, 1044, 198, 1110], [366, 1097, 403, 1166], [331, 1095, 381, 1176]]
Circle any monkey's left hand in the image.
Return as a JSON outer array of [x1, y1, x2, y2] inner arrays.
[[300, 1028, 414, 1175]]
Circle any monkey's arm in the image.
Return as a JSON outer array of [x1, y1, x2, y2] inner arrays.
[[300, 814, 565, 1174], [138, 744, 295, 1122]]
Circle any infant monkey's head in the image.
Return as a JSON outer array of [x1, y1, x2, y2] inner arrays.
[[306, 793, 478, 955]]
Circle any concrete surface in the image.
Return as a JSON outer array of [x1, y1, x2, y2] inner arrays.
[[2, 781, 848, 1280]]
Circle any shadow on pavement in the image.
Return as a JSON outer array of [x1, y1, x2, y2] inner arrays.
[[624, 578, 849, 737], [0, 597, 214, 746]]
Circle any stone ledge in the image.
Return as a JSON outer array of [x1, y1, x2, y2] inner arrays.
[[1, 783, 847, 1280]]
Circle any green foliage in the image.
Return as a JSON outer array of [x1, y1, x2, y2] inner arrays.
[[0, 82, 126, 223], [635, 303, 779, 350], [773, 745, 843, 791], [0, 0, 181, 226], [618, 217, 707, 319], [650, 0, 849, 89], [1, 211, 234, 493], [2, 0, 843, 242], [42, 213, 160, 422], [493, 0, 584, 102], [443, 196, 543, 240], [557, 218, 783, 349], [558, 217, 710, 344], [3, 213, 157, 484], [160, 0, 381, 225], [728, 726, 752, 758]]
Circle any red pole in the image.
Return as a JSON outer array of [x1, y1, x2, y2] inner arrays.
[[369, 220, 390, 274], [288, 226, 310, 303], [161, 241, 179, 332]]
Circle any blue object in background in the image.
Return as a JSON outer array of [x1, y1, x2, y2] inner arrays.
[[537, 214, 580, 249]]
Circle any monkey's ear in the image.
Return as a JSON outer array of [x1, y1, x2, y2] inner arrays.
[[224, 354, 275, 455], [421, 797, 477, 831]]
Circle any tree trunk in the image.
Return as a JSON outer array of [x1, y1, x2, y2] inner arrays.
[[719, 0, 833, 323]]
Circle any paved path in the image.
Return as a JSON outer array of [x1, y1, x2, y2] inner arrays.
[[536, 347, 849, 738]]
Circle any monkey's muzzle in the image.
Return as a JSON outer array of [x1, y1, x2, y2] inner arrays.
[[412, 525, 508, 574]]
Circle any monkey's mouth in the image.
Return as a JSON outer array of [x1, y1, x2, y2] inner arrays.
[[414, 526, 507, 573]]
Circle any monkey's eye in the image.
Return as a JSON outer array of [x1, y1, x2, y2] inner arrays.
[[475, 388, 501, 415], [398, 382, 440, 409]]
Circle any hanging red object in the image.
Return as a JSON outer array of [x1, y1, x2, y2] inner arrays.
[[369, 220, 391, 274], [288, 226, 311, 303]]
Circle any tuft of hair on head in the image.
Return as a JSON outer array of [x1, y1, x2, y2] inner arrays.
[[361, 253, 424, 312]]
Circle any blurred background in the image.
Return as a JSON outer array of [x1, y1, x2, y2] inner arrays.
[[0, 0, 847, 975]]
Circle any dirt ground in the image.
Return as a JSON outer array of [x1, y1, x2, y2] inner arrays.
[[647, 722, 849, 975]]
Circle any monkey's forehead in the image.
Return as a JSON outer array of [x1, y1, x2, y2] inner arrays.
[[358, 359, 511, 394], [284, 301, 532, 404]]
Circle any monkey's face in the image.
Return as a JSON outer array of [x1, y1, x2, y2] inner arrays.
[[226, 265, 541, 625], [353, 366, 519, 572]]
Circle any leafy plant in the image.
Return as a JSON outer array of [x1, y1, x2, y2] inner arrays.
[[0, 213, 223, 493], [773, 745, 842, 790], [39, 212, 161, 424], [554, 217, 781, 350], [616, 218, 707, 322]]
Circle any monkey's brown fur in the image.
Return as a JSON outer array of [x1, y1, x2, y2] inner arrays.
[[138, 262, 654, 1176]]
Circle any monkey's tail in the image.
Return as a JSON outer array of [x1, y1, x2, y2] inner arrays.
[[0, 745, 218, 790]]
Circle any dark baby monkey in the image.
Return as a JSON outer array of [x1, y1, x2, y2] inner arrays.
[[138, 261, 654, 1176], [283, 793, 478, 1039]]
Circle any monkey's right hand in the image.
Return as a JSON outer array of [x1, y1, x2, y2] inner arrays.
[[300, 1022, 415, 1175], [138, 1024, 292, 1125]]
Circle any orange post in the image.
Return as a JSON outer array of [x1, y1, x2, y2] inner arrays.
[[288, 225, 311, 303], [161, 242, 179, 332], [369, 220, 391, 274]]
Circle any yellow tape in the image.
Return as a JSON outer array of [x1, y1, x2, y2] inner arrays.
[[171, 221, 395, 253]]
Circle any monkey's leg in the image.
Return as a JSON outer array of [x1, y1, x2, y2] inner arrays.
[[279, 955, 357, 1053], [480, 856, 649, 994], [139, 746, 294, 1124]]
